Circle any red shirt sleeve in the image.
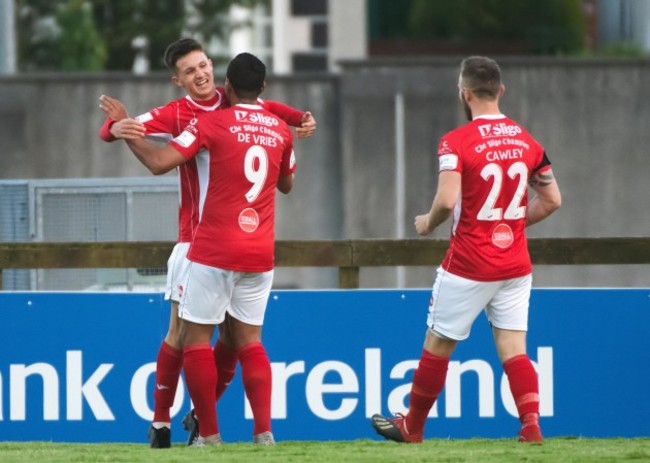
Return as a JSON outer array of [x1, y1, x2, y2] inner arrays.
[[437, 134, 461, 173], [98, 118, 116, 142], [138, 105, 179, 140], [168, 121, 202, 160], [260, 99, 304, 127], [280, 127, 296, 176]]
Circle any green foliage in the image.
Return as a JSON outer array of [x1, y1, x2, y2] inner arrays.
[[370, 0, 586, 55], [599, 41, 648, 57], [16, 0, 268, 72], [56, 0, 106, 71], [16, 0, 64, 71], [76, 0, 185, 71]]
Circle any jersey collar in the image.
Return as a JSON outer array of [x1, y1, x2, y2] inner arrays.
[[184, 92, 223, 111], [234, 103, 263, 110], [472, 114, 506, 121]]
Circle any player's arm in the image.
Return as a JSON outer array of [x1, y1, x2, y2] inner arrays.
[[526, 167, 561, 227], [98, 95, 145, 141], [261, 100, 316, 139], [277, 139, 296, 194], [124, 137, 186, 175], [414, 170, 461, 236], [277, 174, 294, 194], [296, 111, 316, 138]]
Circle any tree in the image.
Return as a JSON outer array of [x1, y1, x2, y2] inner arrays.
[[16, 0, 269, 72], [407, 0, 585, 55], [368, 0, 586, 56], [57, 0, 106, 70], [89, 0, 185, 71], [16, 0, 65, 71]]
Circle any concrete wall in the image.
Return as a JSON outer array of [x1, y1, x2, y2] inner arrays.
[[339, 57, 650, 288], [1, 58, 648, 288], [0, 72, 342, 288]]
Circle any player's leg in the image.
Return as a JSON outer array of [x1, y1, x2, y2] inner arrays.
[[371, 330, 456, 442], [228, 270, 274, 444], [400, 268, 485, 440], [152, 302, 183, 425], [149, 243, 190, 448], [398, 331, 454, 438], [489, 274, 542, 443], [148, 312, 178, 447], [494, 328, 542, 442], [178, 262, 232, 446], [372, 268, 494, 443], [214, 313, 238, 401], [182, 316, 238, 446], [181, 320, 220, 445]]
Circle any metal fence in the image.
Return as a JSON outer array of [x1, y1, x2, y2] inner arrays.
[[0, 177, 177, 290]]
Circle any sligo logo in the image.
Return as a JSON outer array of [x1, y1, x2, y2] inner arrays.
[[235, 110, 279, 127], [478, 122, 522, 138]]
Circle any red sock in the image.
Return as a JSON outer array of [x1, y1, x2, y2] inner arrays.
[[238, 342, 272, 435], [183, 343, 219, 436], [406, 349, 449, 435], [503, 354, 540, 426], [213, 340, 238, 401], [153, 341, 183, 423]]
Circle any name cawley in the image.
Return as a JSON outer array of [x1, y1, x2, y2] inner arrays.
[[475, 136, 532, 162]]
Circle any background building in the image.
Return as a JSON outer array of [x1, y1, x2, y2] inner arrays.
[[1, 0, 650, 290], [5, 0, 650, 75]]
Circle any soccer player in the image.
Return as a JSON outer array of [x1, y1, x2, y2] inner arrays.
[[122, 52, 294, 446], [370, 56, 561, 443], [98, 38, 315, 448]]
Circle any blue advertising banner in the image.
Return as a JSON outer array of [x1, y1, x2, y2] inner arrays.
[[0, 289, 648, 443]]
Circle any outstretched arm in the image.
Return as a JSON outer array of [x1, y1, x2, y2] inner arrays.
[[124, 138, 187, 176], [262, 100, 317, 138], [296, 111, 316, 139], [106, 118, 147, 140], [99, 94, 128, 121], [98, 95, 145, 141]]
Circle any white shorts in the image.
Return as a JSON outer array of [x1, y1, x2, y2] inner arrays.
[[178, 260, 274, 326], [427, 267, 532, 341], [164, 242, 191, 302]]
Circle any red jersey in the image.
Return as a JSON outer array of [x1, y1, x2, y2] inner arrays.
[[169, 104, 295, 272], [98, 88, 303, 243], [437, 115, 551, 281]]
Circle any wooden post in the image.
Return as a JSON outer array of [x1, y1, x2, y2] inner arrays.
[[339, 266, 360, 289]]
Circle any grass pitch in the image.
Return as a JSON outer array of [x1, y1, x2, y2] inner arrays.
[[0, 438, 649, 463]]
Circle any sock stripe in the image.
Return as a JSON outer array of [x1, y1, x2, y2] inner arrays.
[[515, 392, 540, 408]]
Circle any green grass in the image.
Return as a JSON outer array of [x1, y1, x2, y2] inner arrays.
[[1, 438, 649, 463]]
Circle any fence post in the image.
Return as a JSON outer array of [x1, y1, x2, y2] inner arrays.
[[339, 266, 360, 289]]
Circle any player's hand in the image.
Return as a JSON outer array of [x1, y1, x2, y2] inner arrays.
[[296, 111, 316, 138], [414, 214, 434, 236], [109, 118, 146, 140], [99, 94, 129, 121]]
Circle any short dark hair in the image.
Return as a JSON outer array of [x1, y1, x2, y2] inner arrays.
[[226, 53, 266, 99], [164, 38, 204, 71], [460, 56, 502, 100]]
